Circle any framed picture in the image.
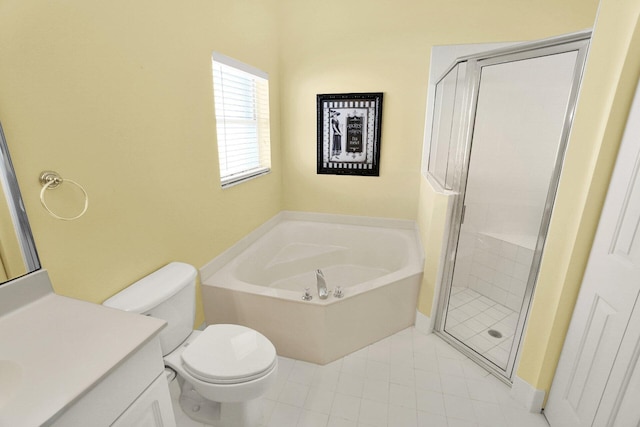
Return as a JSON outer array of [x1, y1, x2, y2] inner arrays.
[[317, 92, 383, 176]]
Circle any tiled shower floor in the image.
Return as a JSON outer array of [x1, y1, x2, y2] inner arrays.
[[171, 326, 548, 427], [444, 287, 519, 369]]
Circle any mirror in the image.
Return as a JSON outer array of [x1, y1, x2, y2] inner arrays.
[[0, 119, 40, 283]]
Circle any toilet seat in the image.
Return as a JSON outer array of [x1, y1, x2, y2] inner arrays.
[[181, 324, 277, 385]]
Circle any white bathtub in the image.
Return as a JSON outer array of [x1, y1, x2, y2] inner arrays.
[[200, 212, 425, 364]]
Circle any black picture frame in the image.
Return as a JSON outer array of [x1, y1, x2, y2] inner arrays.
[[317, 92, 383, 176]]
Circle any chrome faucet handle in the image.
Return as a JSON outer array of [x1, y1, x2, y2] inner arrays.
[[316, 269, 329, 300], [302, 288, 313, 301], [334, 286, 343, 298]]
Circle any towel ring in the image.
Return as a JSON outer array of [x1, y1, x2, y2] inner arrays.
[[39, 171, 89, 221]]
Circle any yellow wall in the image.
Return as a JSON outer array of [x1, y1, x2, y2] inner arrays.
[[517, 0, 640, 400], [276, 0, 597, 345], [0, 0, 283, 326], [277, 0, 598, 220], [0, 0, 607, 396], [416, 178, 452, 316]]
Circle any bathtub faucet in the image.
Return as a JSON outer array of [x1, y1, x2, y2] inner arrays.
[[316, 269, 329, 299]]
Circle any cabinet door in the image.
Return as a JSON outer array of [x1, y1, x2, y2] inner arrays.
[[111, 375, 176, 427]]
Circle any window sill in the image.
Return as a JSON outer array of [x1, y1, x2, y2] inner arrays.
[[221, 168, 271, 189]]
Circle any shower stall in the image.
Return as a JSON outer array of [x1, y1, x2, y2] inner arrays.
[[429, 32, 590, 381]]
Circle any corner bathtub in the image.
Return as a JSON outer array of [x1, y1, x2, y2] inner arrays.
[[200, 212, 424, 364]]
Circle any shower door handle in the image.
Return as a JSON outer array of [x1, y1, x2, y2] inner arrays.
[[461, 205, 467, 225]]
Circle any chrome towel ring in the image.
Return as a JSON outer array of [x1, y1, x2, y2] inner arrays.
[[39, 171, 88, 221]]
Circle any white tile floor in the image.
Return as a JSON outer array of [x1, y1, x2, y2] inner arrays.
[[445, 287, 519, 368], [170, 327, 549, 427]]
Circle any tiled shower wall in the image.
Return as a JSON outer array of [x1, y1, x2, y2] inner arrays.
[[452, 230, 534, 312]]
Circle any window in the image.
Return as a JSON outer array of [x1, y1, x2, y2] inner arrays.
[[212, 53, 271, 188]]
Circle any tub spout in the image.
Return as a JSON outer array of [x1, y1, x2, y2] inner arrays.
[[316, 269, 329, 299]]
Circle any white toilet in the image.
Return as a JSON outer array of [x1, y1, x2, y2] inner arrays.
[[103, 262, 278, 427]]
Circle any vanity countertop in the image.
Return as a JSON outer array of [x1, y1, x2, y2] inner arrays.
[[0, 276, 165, 426]]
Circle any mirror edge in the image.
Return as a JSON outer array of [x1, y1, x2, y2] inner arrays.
[[0, 121, 40, 273]]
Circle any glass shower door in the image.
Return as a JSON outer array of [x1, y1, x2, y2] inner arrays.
[[439, 41, 588, 378]]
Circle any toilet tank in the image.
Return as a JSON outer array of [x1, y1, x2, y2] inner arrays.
[[103, 262, 198, 355]]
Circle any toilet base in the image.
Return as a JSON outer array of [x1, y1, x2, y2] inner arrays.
[[178, 379, 264, 427]]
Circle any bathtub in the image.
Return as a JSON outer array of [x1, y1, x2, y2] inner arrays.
[[200, 212, 424, 364]]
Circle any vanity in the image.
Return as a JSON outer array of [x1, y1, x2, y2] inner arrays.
[[0, 270, 176, 426]]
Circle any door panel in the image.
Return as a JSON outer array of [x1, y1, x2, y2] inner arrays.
[[545, 80, 640, 426], [596, 299, 640, 427]]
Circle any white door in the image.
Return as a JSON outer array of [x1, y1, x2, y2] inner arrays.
[[545, 80, 640, 426]]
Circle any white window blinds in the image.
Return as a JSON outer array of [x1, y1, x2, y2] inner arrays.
[[212, 53, 271, 187]]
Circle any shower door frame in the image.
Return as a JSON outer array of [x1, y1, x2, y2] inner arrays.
[[433, 31, 591, 382]]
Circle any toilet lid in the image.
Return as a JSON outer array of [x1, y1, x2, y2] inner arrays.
[[181, 324, 277, 384]]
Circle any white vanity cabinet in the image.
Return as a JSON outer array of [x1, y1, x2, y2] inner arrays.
[[51, 337, 175, 427], [111, 374, 175, 427], [0, 270, 176, 427]]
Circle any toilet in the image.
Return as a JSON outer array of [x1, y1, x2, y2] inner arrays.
[[103, 262, 277, 427]]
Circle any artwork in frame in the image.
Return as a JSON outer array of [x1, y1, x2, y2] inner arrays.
[[317, 92, 383, 176]]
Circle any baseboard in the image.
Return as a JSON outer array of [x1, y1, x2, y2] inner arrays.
[[414, 310, 432, 335], [511, 375, 545, 413]]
